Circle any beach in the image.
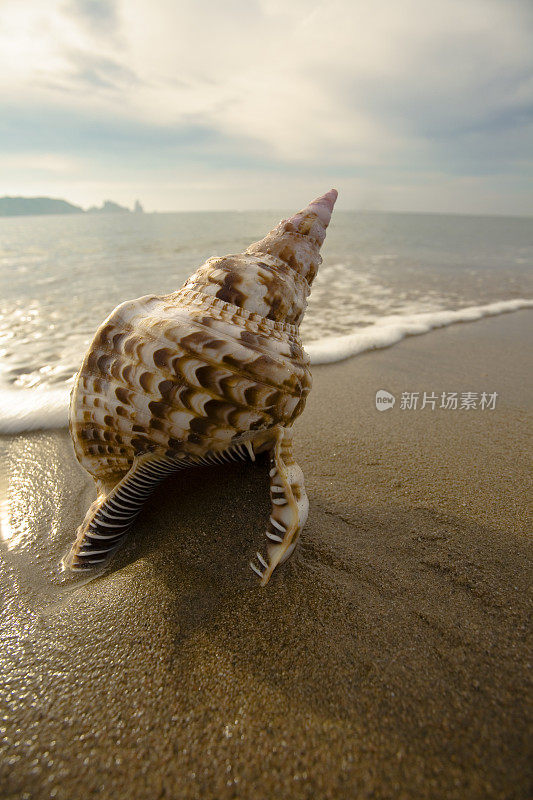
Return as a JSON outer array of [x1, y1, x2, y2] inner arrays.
[[1, 310, 531, 800]]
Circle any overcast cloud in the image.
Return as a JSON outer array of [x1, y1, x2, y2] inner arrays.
[[1, 0, 531, 213]]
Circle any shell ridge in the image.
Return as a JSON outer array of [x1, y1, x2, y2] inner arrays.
[[85, 294, 303, 354], [171, 288, 301, 336], [79, 310, 310, 395], [79, 339, 308, 400]]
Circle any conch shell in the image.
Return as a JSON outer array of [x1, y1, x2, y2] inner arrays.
[[64, 189, 338, 584]]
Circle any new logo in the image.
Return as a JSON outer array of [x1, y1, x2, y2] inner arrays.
[[375, 389, 396, 411]]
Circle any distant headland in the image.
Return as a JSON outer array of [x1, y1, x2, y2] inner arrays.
[[0, 197, 144, 217]]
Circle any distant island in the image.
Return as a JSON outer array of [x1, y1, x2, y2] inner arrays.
[[0, 196, 144, 217]]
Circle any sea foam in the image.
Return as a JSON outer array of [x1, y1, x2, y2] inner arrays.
[[0, 385, 71, 435], [306, 299, 533, 364], [0, 299, 531, 434]]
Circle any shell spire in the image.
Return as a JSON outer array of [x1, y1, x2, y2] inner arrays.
[[182, 189, 338, 326], [246, 188, 338, 286]]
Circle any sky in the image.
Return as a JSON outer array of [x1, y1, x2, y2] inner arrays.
[[0, 0, 532, 214]]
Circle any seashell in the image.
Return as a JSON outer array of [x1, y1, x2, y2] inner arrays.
[[63, 188, 338, 584]]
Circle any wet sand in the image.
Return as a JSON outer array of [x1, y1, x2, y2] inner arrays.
[[1, 311, 531, 800]]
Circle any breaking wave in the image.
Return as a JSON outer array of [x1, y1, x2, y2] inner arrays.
[[306, 299, 533, 364]]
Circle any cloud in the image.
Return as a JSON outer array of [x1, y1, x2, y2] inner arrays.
[[65, 0, 118, 30], [65, 0, 119, 33], [0, 0, 531, 212], [51, 50, 139, 92], [0, 153, 81, 173]]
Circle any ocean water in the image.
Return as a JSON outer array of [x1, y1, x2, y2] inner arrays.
[[0, 210, 532, 434]]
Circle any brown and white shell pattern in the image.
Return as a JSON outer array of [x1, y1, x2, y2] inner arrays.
[[64, 189, 338, 584]]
